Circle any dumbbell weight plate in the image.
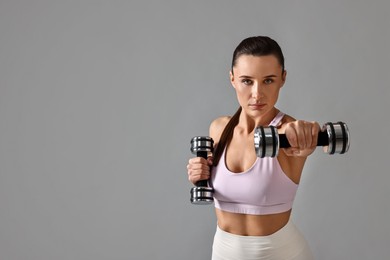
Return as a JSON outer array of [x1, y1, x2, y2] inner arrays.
[[254, 126, 279, 158], [190, 187, 214, 205], [190, 136, 214, 154], [322, 122, 350, 155]]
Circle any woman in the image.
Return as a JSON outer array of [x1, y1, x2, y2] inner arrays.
[[187, 36, 318, 260]]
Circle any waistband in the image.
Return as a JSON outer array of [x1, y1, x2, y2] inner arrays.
[[214, 200, 294, 216], [213, 220, 313, 259], [216, 219, 296, 242]]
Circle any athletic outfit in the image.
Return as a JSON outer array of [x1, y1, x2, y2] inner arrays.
[[210, 111, 314, 260]]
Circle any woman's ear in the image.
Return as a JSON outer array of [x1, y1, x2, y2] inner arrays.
[[281, 70, 287, 87], [229, 70, 236, 88]]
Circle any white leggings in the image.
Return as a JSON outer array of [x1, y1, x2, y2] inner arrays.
[[212, 220, 314, 260]]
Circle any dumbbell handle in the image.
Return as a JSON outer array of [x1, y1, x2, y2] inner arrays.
[[279, 131, 329, 148], [195, 151, 209, 187]]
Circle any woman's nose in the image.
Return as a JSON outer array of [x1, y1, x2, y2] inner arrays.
[[251, 84, 263, 99]]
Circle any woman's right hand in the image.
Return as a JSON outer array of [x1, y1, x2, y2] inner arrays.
[[186, 156, 213, 185]]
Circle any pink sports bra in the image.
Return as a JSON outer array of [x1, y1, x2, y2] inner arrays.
[[211, 111, 298, 215]]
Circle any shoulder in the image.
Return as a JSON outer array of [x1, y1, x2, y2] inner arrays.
[[278, 113, 296, 130], [209, 116, 231, 144]]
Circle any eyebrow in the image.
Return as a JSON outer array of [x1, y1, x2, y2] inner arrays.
[[239, 75, 278, 78]]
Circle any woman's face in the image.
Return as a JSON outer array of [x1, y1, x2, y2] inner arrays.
[[230, 54, 286, 118]]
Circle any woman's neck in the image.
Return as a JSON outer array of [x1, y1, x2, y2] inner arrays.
[[237, 107, 279, 134]]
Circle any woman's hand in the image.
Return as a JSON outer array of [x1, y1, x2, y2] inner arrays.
[[282, 120, 321, 157], [187, 156, 213, 185]]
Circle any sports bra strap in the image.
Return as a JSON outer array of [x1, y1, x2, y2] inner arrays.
[[269, 111, 285, 127]]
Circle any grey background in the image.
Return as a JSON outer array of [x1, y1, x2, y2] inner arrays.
[[0, 1, 389, 259]]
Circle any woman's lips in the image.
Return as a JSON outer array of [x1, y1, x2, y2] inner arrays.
[[249, 104, 266, 110]]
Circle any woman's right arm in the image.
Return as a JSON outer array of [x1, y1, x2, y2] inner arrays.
[[186, 116, 230, 185]]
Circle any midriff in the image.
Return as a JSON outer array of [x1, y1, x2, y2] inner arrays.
[[215, 208, 292, 236]]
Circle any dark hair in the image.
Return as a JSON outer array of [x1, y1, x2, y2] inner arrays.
[[231, 36, 285, 74], [213, 36, 285, 166]]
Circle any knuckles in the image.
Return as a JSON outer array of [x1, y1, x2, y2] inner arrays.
[[286, 120, 320, 132], [284, 120, 320, 150], [286, 120, 317, 128]]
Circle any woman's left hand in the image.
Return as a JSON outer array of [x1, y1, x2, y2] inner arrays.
[[282, 120, 321, 157]]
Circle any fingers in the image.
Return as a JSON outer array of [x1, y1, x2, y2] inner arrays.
[[284, 120, 320, 156], [187, 156, 213, 184], [310, 122, 320, 149]]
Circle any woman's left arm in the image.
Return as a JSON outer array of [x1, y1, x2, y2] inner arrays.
[[277, 119, 321, 184]]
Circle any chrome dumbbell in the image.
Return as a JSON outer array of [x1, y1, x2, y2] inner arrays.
[[254, 122, 350, 158], [190, 136, 214, 205]]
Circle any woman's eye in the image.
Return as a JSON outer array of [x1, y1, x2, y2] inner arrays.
[[242, 79, 253, 85], [264, 78, 274, 84]]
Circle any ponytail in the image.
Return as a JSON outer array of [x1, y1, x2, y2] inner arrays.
[[213, 107, 241, 166]]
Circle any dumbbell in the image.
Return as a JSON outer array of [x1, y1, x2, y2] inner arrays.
[[254, 122, 350, 158], [190, 136, 214, 205]]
